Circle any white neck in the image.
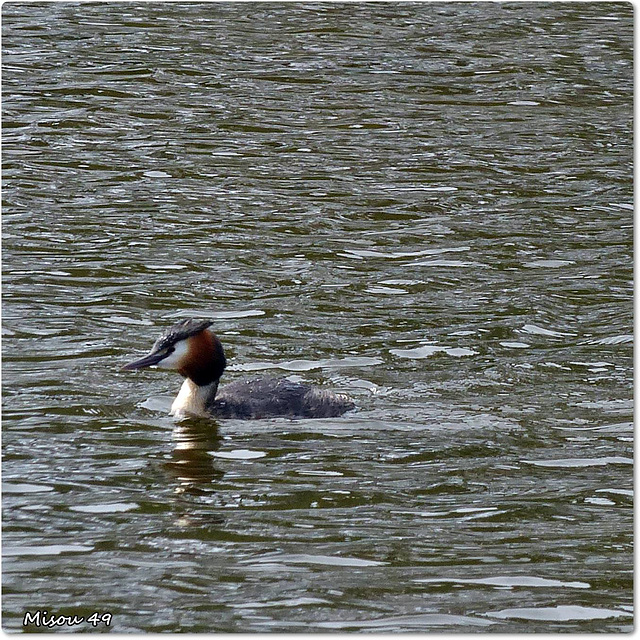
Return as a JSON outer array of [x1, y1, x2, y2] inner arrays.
[[170, 379, 218, 418]]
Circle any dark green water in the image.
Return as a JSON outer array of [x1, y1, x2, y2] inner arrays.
[[2, 2, 633, 633]]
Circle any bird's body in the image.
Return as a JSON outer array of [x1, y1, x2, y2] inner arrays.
[[123, 319, 354, 420], [213, 377, 353, 419]]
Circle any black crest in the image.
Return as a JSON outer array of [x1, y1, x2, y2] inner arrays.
[[152, 318, 213, 352]]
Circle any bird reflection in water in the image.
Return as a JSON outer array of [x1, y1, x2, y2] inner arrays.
[[165, 417, 224, 489]]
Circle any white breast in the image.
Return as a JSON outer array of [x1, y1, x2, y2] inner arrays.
[[170, 378, 218, 418]]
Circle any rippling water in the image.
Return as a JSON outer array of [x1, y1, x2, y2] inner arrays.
[[2, 2, 633, 633]]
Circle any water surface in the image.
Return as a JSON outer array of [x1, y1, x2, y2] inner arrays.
[[2, 2, 633, 632]]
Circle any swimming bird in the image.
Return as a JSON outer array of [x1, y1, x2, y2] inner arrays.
[[123, 318, 355, 419]]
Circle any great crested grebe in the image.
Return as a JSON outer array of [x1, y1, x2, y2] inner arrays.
[[123, 318, 355, 419]]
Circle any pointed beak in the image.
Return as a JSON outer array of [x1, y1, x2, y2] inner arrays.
[[121, 350, 166, 371]]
